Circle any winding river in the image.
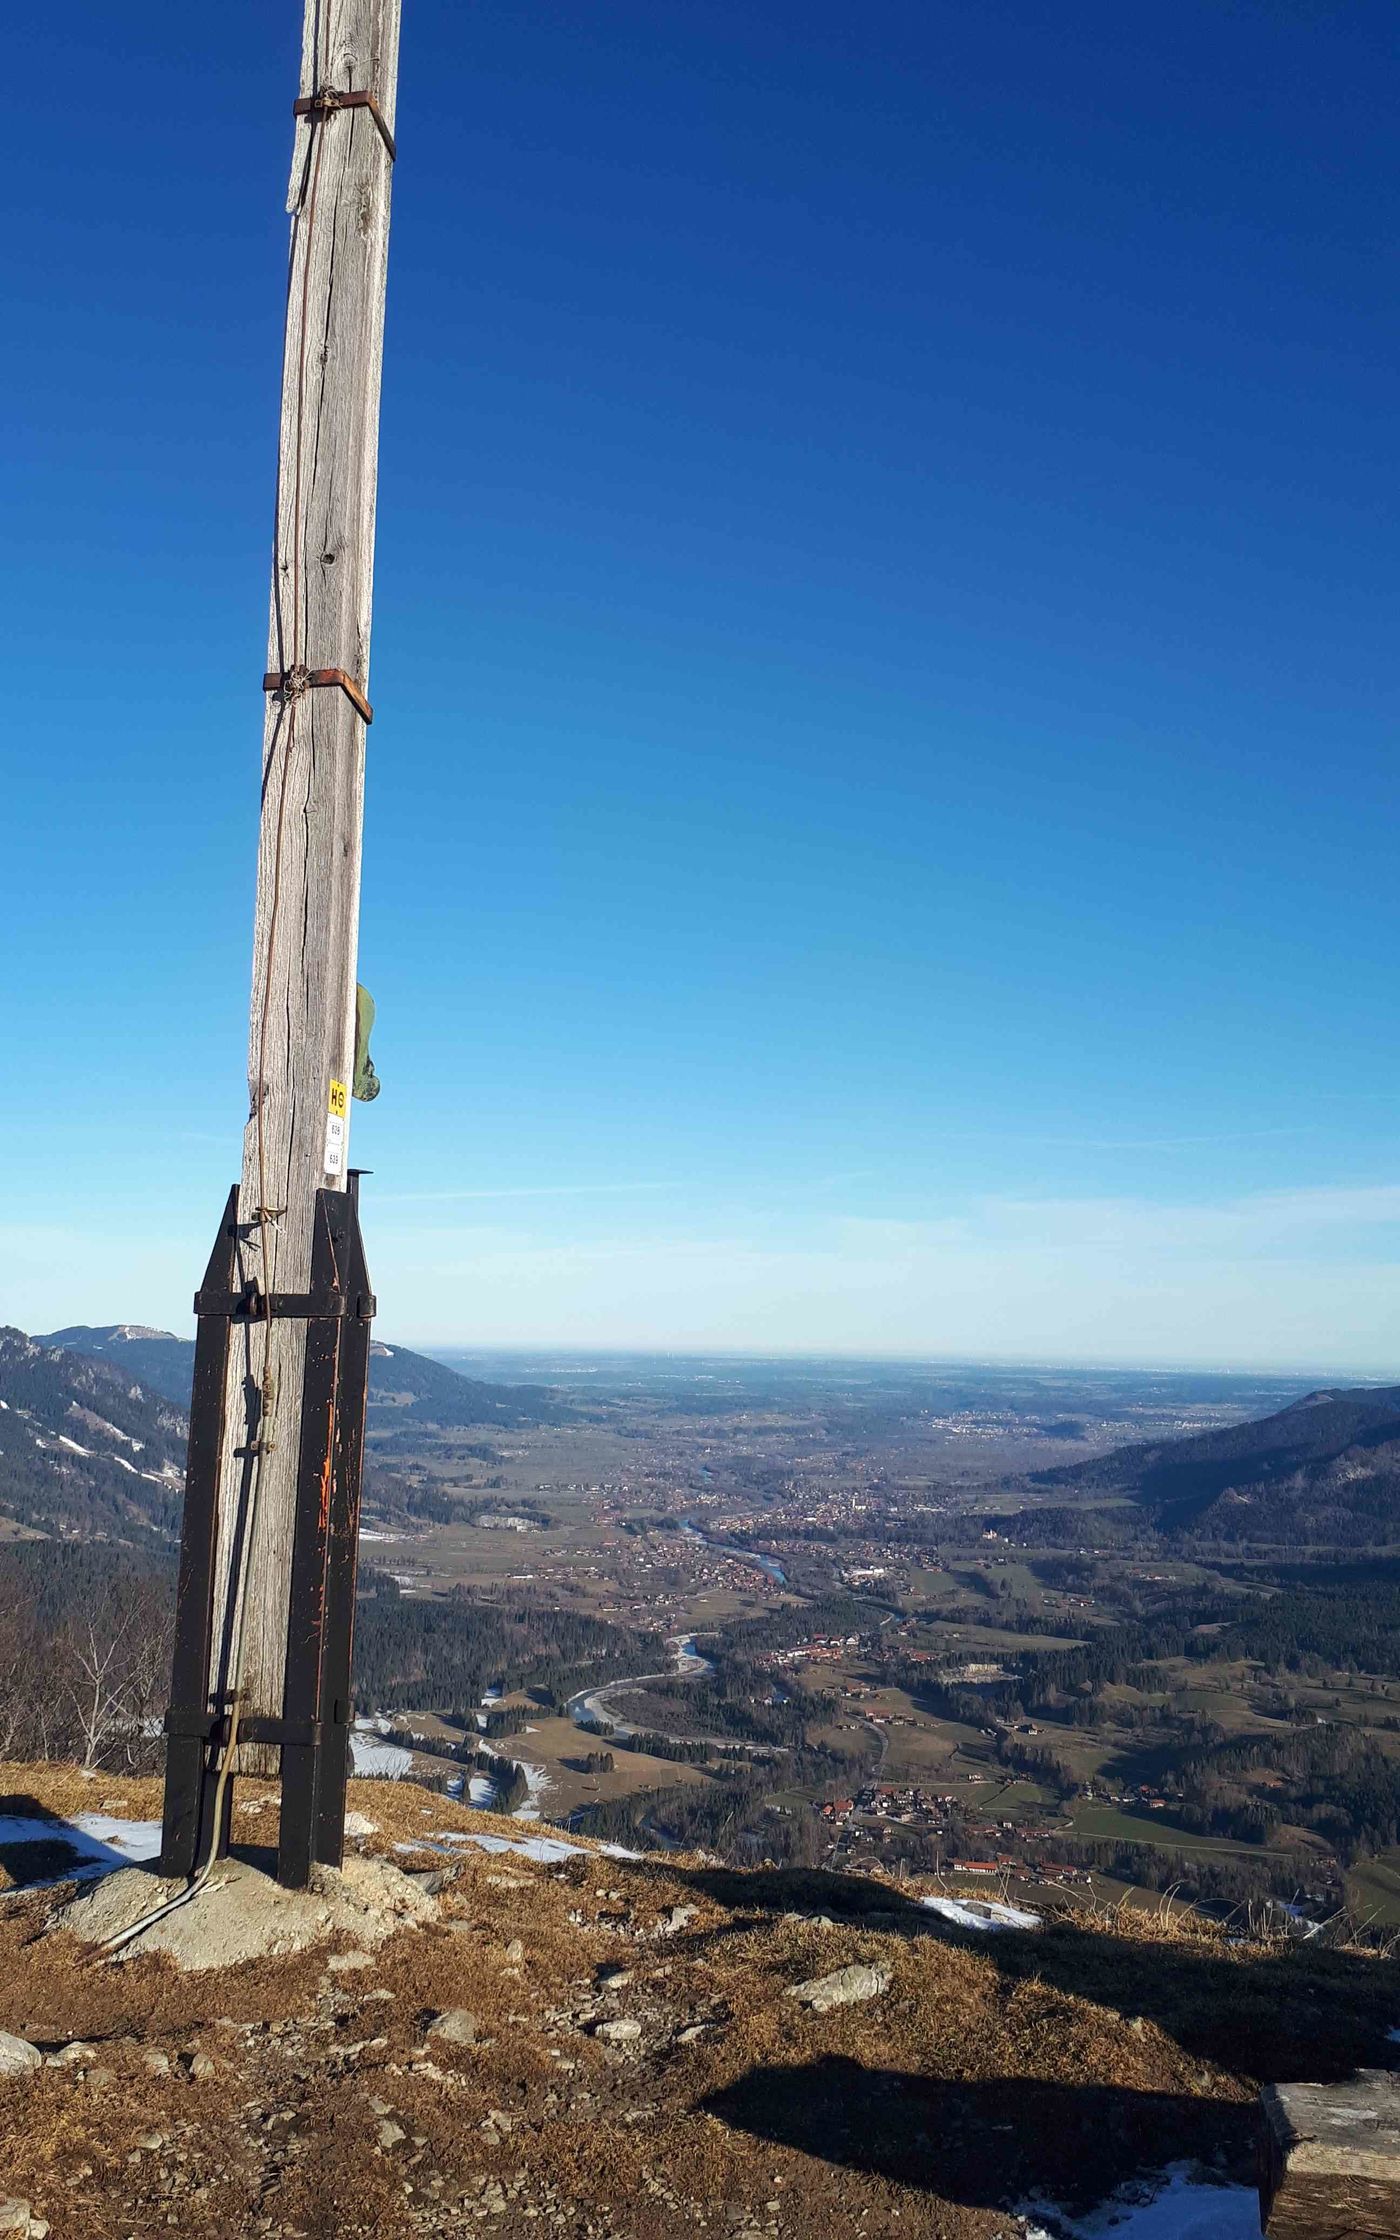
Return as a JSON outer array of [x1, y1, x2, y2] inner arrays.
[[565, 1519, 791, 1748], [679, 1518, 788, 1586]]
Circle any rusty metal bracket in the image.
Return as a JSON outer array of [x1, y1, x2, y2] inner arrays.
[[263, 666, 374, 725], [294, 86, 397, 162], [192, 1283, 377, 1323]]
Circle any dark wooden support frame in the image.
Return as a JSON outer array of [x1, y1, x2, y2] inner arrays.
[[159, 1180, 374, 1888]]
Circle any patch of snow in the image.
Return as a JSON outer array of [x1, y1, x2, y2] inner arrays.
[[445, 1831, 594, 1865], [397, 1828, 644, 1866], [1019, 2165, 1260, 2240], [922, 1895, 1042, 1931], [349, 1729, 413, 1779], [476, 1740, 552, 1820], [112, 1456, 138, 1474], [84, 1414, 143, 1449], [0, 1811, 161, 1891], [468, 1774, 496, 1808], [75, 1814, 162, 1862], [58, 1435, 91, 1455], [481, 1685, 504, 1705]]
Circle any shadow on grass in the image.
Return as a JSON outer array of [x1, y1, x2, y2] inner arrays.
[[679, 1864, 1400, 2083], [0, 1793, 125, 1890], [701, 2058, 1254, 2217]]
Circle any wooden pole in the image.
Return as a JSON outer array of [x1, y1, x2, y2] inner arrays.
[[210, 0, 401, 1770]]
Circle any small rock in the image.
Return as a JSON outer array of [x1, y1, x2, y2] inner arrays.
[[408, 1866, 460, 1896], [427, 2008, 478, 2047], [47, 2041, 96, 2067], [377, 2118, 406, 2150], [0, 2034, 41, 2079], [786, 1963, 890, 2013], [0, 2204, 31, 2237], [594, 2018, 642, 2043], [141, 2050, 171, 2075], [84, 2067, 116, 2088], [343, 1812, 378, 1838], [327, 1951, 375, 1973], [185, 2052, 216, 2080], [503, 1937, 525, 1963], [658, 1905, 698, 1935], [677, 2023, 711, 2043], [598, 1967, 632, 1988], [135, 2132, 168, 2152]]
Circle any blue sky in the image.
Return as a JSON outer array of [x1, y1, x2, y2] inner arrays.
[[3, 1, 1397, 1368]]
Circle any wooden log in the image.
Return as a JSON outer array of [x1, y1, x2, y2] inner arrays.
[[210, 0, 400, 1768], [1260, 2070, 1400, 2240]]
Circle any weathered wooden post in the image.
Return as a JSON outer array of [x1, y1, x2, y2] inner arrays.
[[161, 0, 401, 1889], [1260, 2071, 1400, 2239]]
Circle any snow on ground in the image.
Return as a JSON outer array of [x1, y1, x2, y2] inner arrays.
[[349, 1725, 413, 1779], [510, 1758, 551, 1821], [395, 1828, 643, 1866], [0, 1811, 161, 1890], [1020, 2166, 1260, 2240], [477, 1740, 553, 1820], [922, 1894, 1042, 1931], [468, 1774, 496, 1808]]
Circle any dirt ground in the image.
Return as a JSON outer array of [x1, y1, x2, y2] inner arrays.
[[0, 1764, 1396, 2240]]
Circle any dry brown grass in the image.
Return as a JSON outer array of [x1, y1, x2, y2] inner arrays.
[[0, 1763, 1396, 2239]]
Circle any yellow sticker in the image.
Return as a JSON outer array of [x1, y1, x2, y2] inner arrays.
[[324, 1077, 349, 1175]]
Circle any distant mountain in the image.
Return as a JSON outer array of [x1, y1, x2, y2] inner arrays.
[[39, 1325, 575, 1431], [41, 1325, 195, 1407], [1034, 1384, 1400, 1544], [365, 1341, 575, 1428], [0, 1328, 188, 1542]]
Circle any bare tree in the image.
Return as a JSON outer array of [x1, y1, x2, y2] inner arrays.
[[58, 1576, 173, 1772]]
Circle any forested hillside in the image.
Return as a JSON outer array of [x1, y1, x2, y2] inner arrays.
[[0, 1329, 187, 1540], [1034, 1384, 1400, 1542]]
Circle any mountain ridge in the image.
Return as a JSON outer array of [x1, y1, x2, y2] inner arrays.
[[2, 1325, 579, 1545], [37, 1323, 578, 1430], [1033, 1382, 1400, 1543]]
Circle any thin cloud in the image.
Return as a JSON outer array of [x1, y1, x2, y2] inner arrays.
[[376, 1180, 674, 1206]]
